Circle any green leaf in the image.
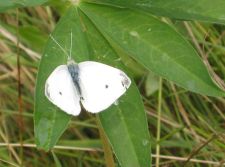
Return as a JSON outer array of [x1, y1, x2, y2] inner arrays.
[[19, 26, 48, 52], [79, 3, 225, 97], [52, 152, 62, 167], [78, 9, 151, 167], [83, 0, 225, 25], [58, 139, 102, 149], [35, 5, 151, 167], [145, 72, 160, 96], [34, 6, 90, 151], [0, 0, 48, 12], [98, 87, 151, 167]]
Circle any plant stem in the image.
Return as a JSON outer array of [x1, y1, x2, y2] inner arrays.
[[156, 78, 162, 167], [96, 115, 115, 167], [16, 9, 24, 167]]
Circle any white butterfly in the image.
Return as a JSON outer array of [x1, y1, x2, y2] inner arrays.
[[44, 33, 131, 116]]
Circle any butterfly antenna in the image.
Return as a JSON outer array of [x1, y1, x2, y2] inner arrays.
[[69, 30, 72, 61], [49, 34, 69, 58]]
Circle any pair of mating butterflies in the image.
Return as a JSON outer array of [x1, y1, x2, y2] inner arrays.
[[45, 59, 131, 116]]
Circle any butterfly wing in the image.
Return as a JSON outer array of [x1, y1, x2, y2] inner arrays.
[[78, 61, 131, 113], [45, 65, 81, 116]]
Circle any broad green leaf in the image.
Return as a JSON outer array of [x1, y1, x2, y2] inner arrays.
[[83, 0, 225, 25], [34, 6, 90, 151], [0, 0, 48, 12], [78, 10, 151, 167], [35, 5, 151, 167], [79, 3, 225, 97]]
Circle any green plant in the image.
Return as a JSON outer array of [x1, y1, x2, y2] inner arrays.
[[0, 0, 225, 167]]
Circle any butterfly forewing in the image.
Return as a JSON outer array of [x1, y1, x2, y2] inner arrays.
[[45, 65, 81, 116], [78, 61, 131, 113]]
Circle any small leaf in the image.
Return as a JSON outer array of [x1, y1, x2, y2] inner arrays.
[[83, 0, 225, 25], [52, 152, 62, 167], [79, 3, 225, 97], [19, 26, 48, 52], [58, 139, 102, 149], [145, 72, 160, 96]]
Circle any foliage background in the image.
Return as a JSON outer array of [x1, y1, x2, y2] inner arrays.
[[0, 0, 225, 167]]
